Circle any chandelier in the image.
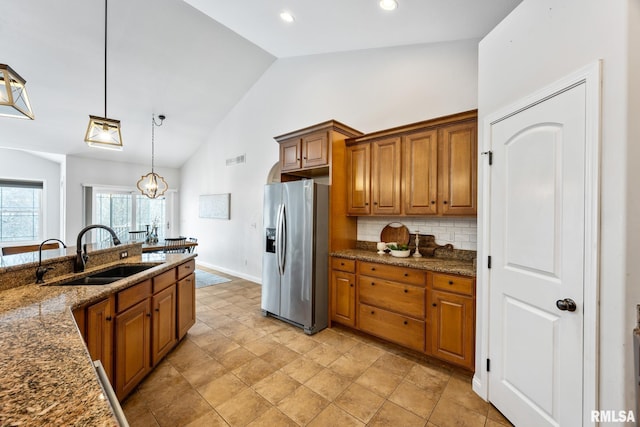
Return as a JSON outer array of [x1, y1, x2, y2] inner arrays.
[[84, 0, 122, 150], [137, 114, 168, 199]]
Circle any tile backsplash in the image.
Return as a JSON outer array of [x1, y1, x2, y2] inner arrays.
[[357, 217, 477, 251]]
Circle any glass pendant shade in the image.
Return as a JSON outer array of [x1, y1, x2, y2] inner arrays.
[[84, 115, 123, 150], [0, 64, 34, 120], [137, 172, 168, 199]]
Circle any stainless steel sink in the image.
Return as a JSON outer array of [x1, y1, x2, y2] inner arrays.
[[54, 264, 155, 286]]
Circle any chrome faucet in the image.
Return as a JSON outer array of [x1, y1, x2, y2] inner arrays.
[[35, 238, 67, 284], [74, 225, 121, 273]]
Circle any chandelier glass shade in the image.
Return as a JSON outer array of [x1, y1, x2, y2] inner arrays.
[[0, 64, 34, 120], [137, 114, 168, 199], [84, 0, 122, 150]]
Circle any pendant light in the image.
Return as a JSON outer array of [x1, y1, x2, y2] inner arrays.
[[0, 64, 34, 120], [84, 0, 122, 150], [137, 114, 168, 199]]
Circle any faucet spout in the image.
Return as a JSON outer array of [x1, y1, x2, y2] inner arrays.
[[35, 238, 67, 284], [75, 225, 122, 273]]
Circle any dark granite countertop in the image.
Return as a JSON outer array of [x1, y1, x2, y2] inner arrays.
[[331, 249, 476, 277], [0, 252, 196, 426]]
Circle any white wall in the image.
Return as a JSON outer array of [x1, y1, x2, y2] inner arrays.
[[0, 148, 62, 242], [180, 40, 480, 282], [65, 155, 181, 244], [477, 0, 635, 417]]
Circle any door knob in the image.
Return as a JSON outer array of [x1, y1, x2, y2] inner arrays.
[[556, 298, 577, 312]]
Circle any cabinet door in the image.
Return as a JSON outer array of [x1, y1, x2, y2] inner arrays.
[[115, 299, 151, 400], [346, 144, 371, 215], [331, 270, 356, 327], [177, 273, 196, 339], [86, 297, 114, 384], [280, 138, 301, 171], [439, 121, 477, 216], [403, 130, 438, 215], [152, 285, 177, 366], [301, 131, 329, 169], [429, 290, 474, 369], [371, 137, 401, 215]]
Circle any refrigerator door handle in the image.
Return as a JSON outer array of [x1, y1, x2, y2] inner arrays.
[[276, 204, 284, 276], [280, 205, 287, 274]]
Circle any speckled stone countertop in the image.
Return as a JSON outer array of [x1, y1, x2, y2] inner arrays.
[[0, 251, 196, 426], [331, 249, 476, 277]]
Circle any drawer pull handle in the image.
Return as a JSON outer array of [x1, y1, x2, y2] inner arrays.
[[404, 289, 408, 293], [449, 280, 454, 285], [403, 320, 408, 325]]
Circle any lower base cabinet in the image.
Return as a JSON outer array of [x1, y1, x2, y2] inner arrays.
[[74, 259, 196, 402], [329, 257, 476, 370], [115, 299, 151, 400]]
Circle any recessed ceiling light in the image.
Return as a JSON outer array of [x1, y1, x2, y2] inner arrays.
[[280, 11, 295, 22], [379, 0, 398, 11]]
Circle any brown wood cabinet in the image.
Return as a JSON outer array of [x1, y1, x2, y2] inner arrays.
[[74, 259, 196, 402], [357, 262, 426, 352], [177, 273, 196, 339], [85, 297, 114, 383], [427, 272, 475, 369], [346, 110, 477, 217], [330, 258, 356, 327], [330, 258, 476, 370], [151, 285, 177, 366], [115, 297, 151, 400], [371, 137, 402, 215]]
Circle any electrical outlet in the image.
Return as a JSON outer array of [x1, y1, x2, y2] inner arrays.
[[120, 251, 128, 259]]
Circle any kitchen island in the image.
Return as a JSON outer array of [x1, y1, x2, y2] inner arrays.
[[0, 245, 196, 426]]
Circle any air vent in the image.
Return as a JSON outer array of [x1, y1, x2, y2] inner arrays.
[[226, 154, 246, 166]]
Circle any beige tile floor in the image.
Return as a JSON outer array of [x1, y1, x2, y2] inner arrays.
[[122, 269, 513, 427]]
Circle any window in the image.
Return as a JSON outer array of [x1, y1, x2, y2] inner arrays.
[[89, 187, 171, 243], [0, 180, 43, 243]]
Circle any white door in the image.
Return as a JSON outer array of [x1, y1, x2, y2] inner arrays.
[[488, 83, 586, 426]]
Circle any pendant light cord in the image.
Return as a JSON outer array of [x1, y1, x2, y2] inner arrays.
[[104, 0, 108, 118], [151, 115, 155, 173]]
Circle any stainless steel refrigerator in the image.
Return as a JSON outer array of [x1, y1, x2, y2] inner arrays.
[[262, 179, 328, 334]]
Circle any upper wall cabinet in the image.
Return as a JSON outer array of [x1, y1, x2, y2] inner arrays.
[[275, 121, 362, 179], [346, 110, 477, 217]]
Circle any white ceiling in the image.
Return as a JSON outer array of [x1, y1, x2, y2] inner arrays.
[[0, 0, 521, 168]]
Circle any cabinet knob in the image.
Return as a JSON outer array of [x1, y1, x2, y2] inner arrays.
[[404, 289, 408, 293], [146, 313, 151, 317], [432, 303, 437, 307], [303, 156, 307, 159], [371, 282, 375, 286], [365, 202, 369, 206], [430, 200, 436, 204], [340, 262, 345, 266], [370, 310, 375, 315], [185, 265, 191, 269], [106, 316, 112, 321], [373, 202, 378, 205], [371, 267, 375, 271], [155, 308, 160, 312], [404, 273, 409, 277], [449, 280, 454, 285], [443, 200, 448, 204], [403, 320, 408, 325], [350, 283, 354, 287]]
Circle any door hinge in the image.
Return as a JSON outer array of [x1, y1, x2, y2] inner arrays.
[[488, 256, 492, 269], [487, 358, 491, 372], [481, 150, 493, 165]]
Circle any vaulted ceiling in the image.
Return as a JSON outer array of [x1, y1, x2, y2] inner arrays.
[[0, 0, 520, 168]]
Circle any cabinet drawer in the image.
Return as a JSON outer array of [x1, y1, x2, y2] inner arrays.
[[178, 259, 195, 279], [359, 261, 426, 286], [153, 268, 176, 293], [117, 280, 152, 313], [358, 303, 425, 352], [331, 257, 355, 273], [431, 273, 474, 296], [358, 277, 425, 318]]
